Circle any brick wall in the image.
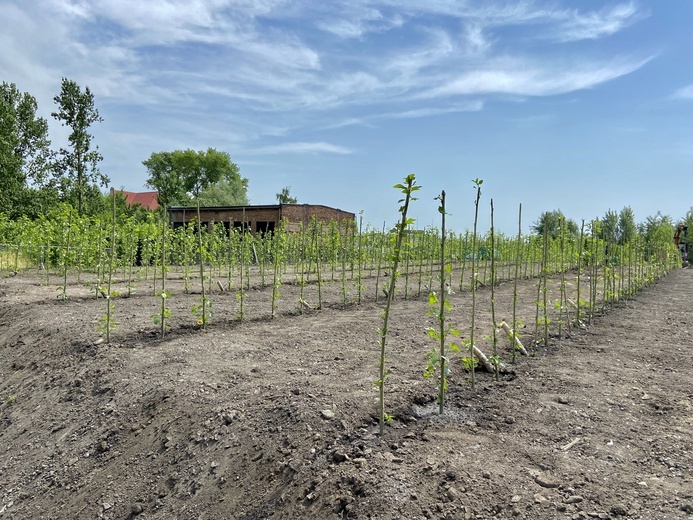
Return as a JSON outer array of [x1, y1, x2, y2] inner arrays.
[[280, 205, 355, 231], [169, 204, 354, 234]]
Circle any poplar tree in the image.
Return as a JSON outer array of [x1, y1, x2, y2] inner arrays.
[[52, 78, 107, 215]]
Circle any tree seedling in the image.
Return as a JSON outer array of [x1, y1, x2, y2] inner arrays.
[[423, 190, 459, 413], [376, 174, 419, 434]]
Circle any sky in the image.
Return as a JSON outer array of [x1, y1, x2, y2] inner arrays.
[[2, 0, 692, 234]]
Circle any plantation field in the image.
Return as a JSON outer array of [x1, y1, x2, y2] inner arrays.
[[0, 266, 692, 519]]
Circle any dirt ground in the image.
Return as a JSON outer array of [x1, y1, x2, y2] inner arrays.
[[0, 263, 691, 520]]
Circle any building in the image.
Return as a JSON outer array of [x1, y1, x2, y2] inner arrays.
[[114, 190, 159, 211], [168, 204, 355, 234]]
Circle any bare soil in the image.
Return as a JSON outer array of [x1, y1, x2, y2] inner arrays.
[[0, 265, 691, 520]]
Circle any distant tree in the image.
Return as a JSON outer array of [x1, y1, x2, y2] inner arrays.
[[276, 186, 298, 204], [144, 148, 248, 208], [599, 209, 619, 244], [684, 207, 693, 234], [143, 152, 185, 208], [197, 158, 248, 206], [51, 78, 107, 215], [617, 206, 637, 244], [639, 211, 675, 247], [0, 82, 52, 218], [531, 210, 578, 239]]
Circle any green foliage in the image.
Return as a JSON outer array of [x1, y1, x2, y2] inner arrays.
[[461, 358, 478, 371], [684, 208, 693, 235], [97, 298, 118, 336], [532, 210, 579, 239], [0, 82, 52, 219], [107, 190, 153, 221], [424, 190, 459, 412], [152, 290, 172, 336], [639, 211, 674, 246], [235, 288, 246, 321], [142, 152, 185, 208], [423, 348, 449, 382], [51, 78, 107, 216], [192, 296, 213, 326], [599, 209, 619, 244], [151, 303, 171, 325], [423, 290, 461, 402], [618, 206, 637, 244], [271, 220, 287, 318], [377, 173, 419, 435], [276, 186, 298, 204], [144, 148, 248, 207]]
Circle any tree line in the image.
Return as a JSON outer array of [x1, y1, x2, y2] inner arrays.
[[2, 80, 300, 221], [532, 207, 692, 259]]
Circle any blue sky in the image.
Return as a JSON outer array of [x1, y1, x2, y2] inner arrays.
[[2, 0, 692, 233]]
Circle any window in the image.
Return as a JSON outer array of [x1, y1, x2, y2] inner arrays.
[[233, 221, 251, 233], [255, 221, 275, 234]]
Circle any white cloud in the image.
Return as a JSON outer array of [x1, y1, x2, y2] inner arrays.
[[320, 117, 373, 130], [553, 2, 644, 42], [384, 27, 455, 78], [0, 0, 653, 164], [463, 23, 492, 55], [673, 84, 693, 100], [316, 6, 404, 39], [423, 56, 653, 98], [247, 142, 354, 155], [386, 102, 484, 118], [4, 0, 649, 115]]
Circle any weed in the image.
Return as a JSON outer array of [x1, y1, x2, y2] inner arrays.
[[192, 296, 213, 326], [152, 290, 172, 336], [97, 297, 118, 337]]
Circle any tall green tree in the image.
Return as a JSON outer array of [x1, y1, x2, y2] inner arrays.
[[196, 156, 248, 206], [639, 211, 675, 248], [143, 152, 184, 208], [599, 209, 619, 243], [617, 206, 637, 244], [144, 148, 248, 207], [0, 82, 52, 217], [52, 78, 107, 215], [276, 186, 298, 204], [532, 210, 578, 239]]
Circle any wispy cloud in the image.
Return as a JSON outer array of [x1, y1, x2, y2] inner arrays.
[[385, 102, 485, 118], [246, 142, 354, 155], [422, 56, 653, 98], [1, 0, 652, 157], [320, 101, 483, 130], [553, 2, 644, 42], [673, 84, 693, 100], [316, 5, 404, 39], [7, 1, 649, 111]]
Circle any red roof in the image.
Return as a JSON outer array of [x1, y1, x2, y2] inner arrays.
[[116, 190, 159, 211]]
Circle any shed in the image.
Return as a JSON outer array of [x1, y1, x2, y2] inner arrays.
[[168, 204, 355, 234]]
